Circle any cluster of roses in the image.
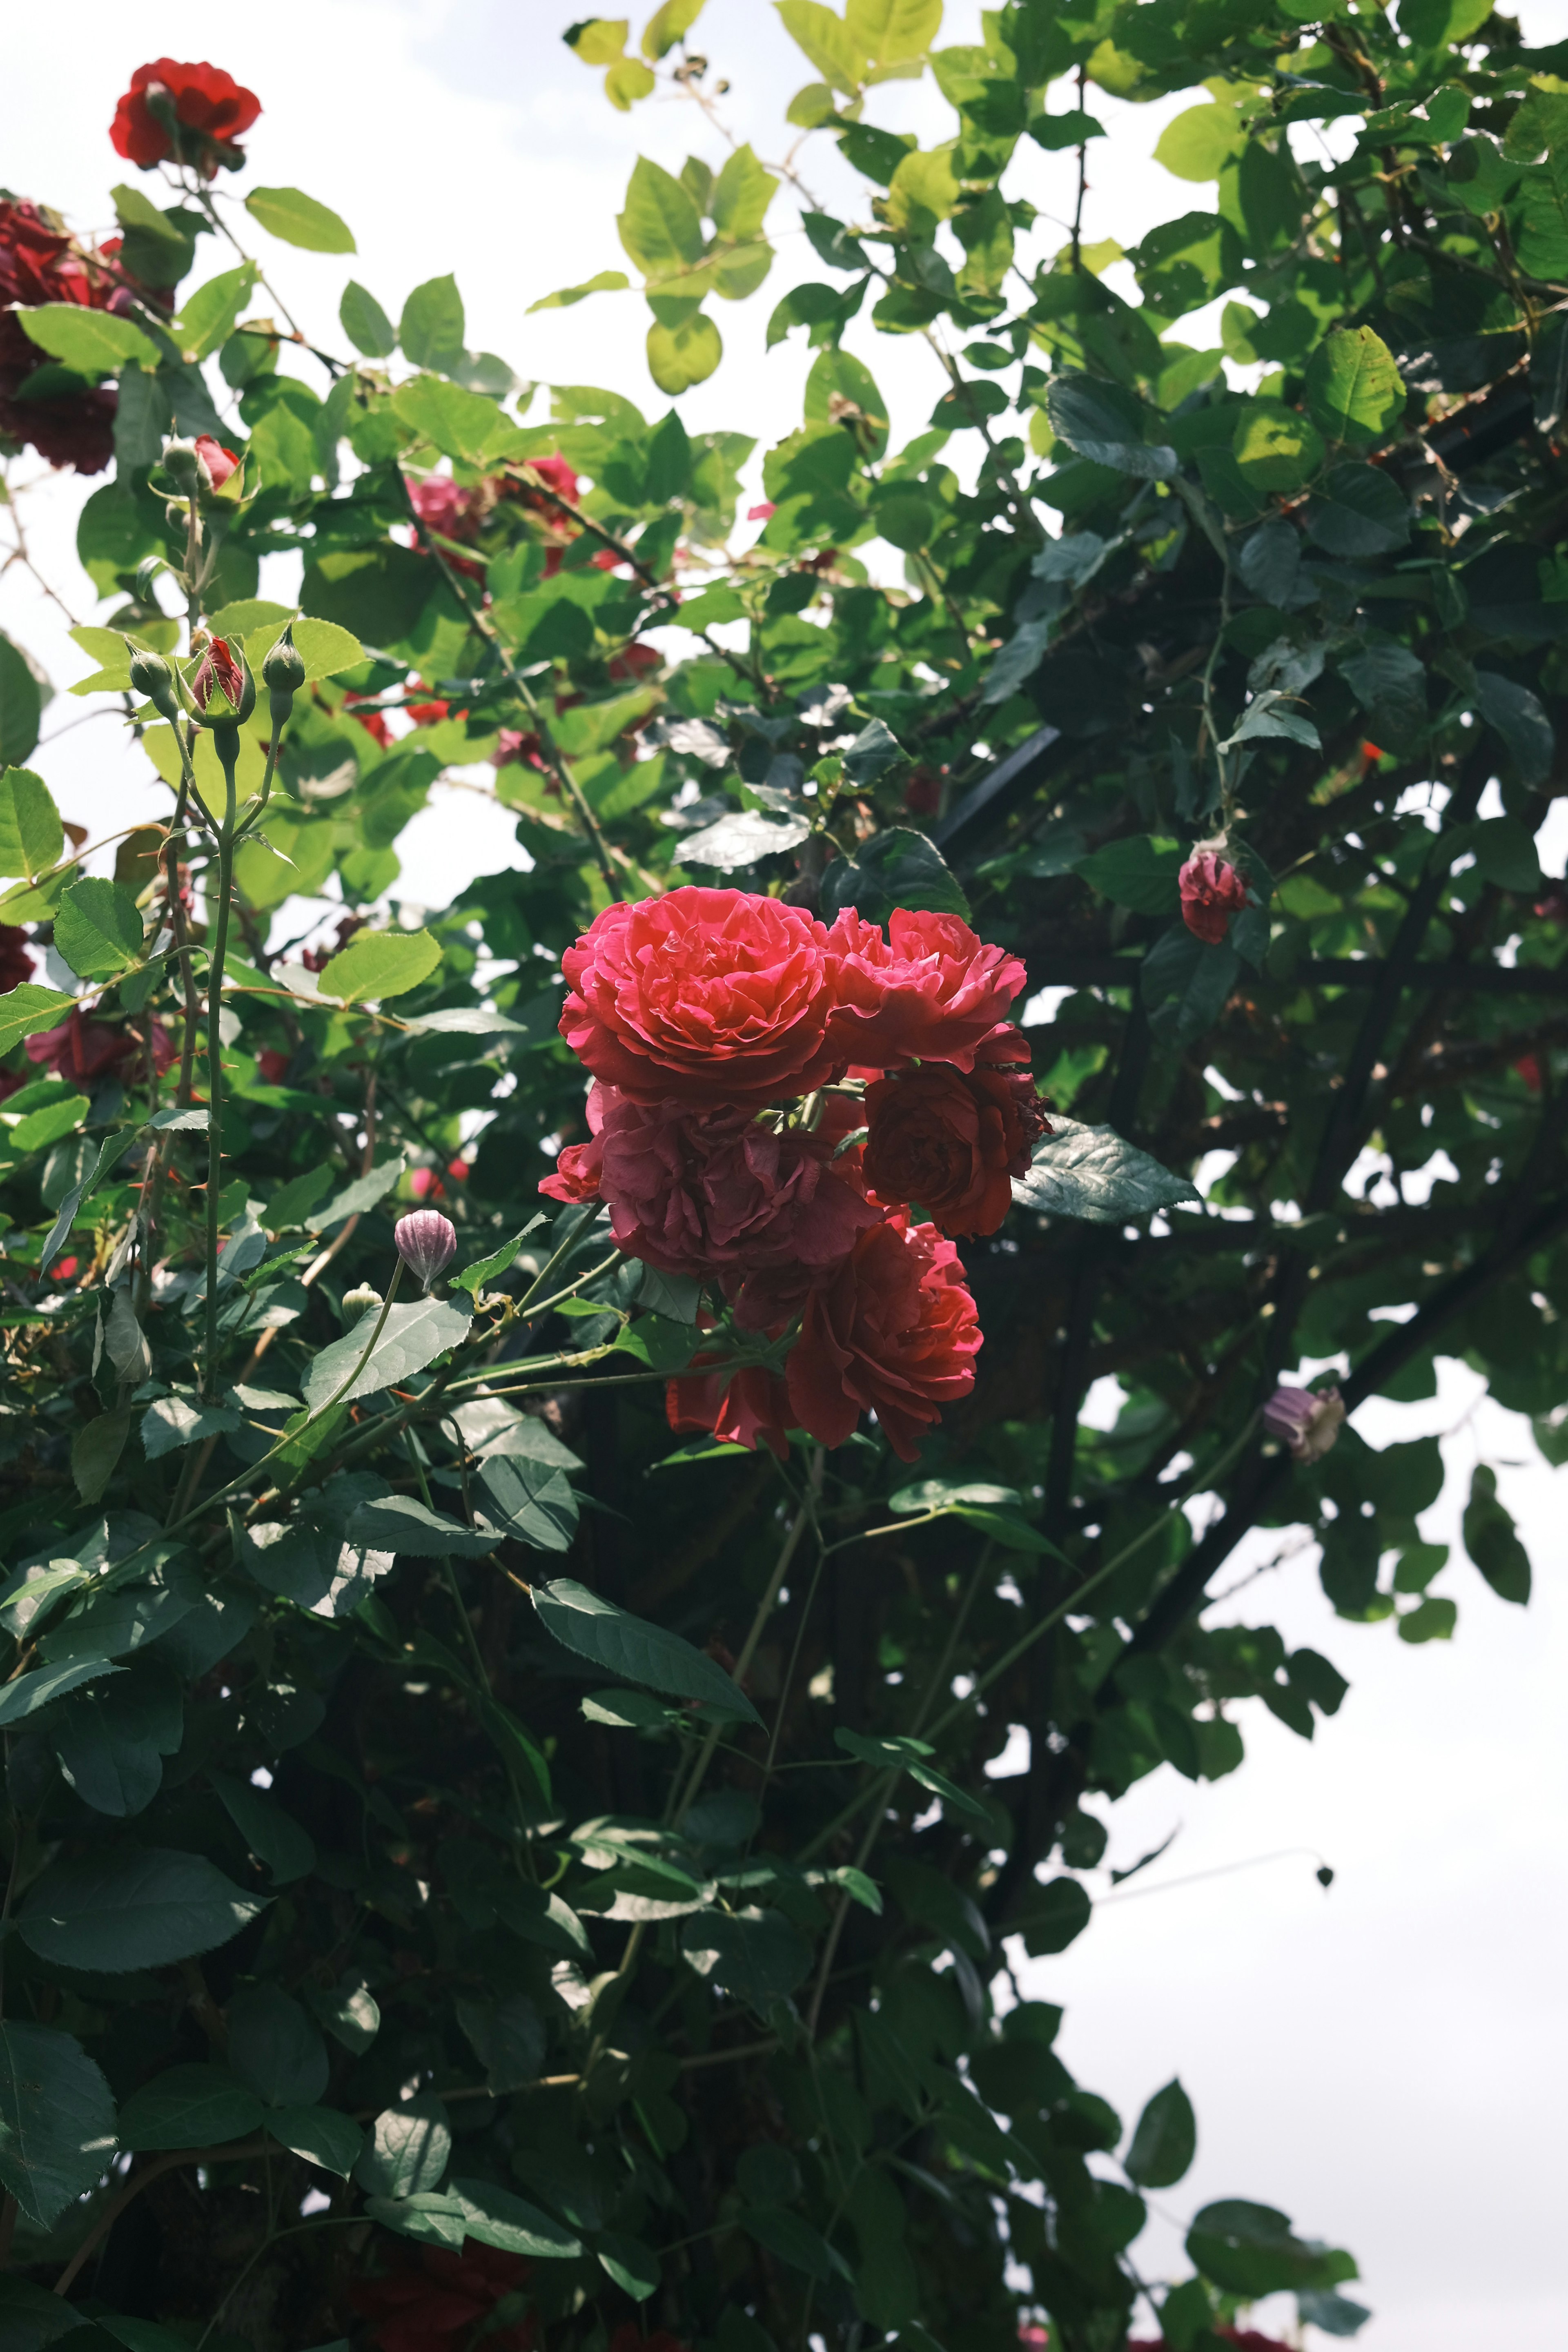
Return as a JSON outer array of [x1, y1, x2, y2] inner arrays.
[[539, 886, 1047, 1462]]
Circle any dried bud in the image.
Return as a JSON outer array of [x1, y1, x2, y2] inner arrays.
[[188, 635, 256, 725], [394, 1209, 457, 1291], [262, 623, 306, 726], [127, 642, 178, 719], [341, 1281, 383, 1323], [163, 438, 212, 496]]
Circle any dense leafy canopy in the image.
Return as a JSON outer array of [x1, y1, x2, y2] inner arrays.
[[0, 1, 1563, 2346]]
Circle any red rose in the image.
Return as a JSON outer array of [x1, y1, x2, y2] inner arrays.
[[561, 887, 846, 1109], [190, 635, 245, 713], [493, 728, 546, 772], [110, 59, 261, 176], [0, 924, 35, 994], [351, 2238, 534, 2352], [517, 453, 580, 508], [666, 1349, 795, 1461], [0, 199, 122, 473], [864, 1024, 1048, 1238], [255, 1048, 290, 1085], [193, 434, 238, 487], [26, 1010, 173, 1084], [608, 640, 660, 681], [1178, 850, 1250, 945], [560, 1081, 876, 1286], [825, 907, 1027, 1071], [786, 1213, 980, 1460]]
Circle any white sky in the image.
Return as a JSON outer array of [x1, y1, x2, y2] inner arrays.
[[4, 7, 1568, 2347]]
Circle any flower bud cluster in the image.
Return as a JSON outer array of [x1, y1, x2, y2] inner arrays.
[[541, 886, 1049, 1461]]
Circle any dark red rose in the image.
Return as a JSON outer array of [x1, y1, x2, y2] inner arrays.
[[0, 924, 35, 994], [786, 1212, 980, 1460], [666, 1347, 795, 1461], [0, 198, 123, 472], [345, 696, 393, 747], [1178, 850, 1250, 945], [608, 640, 660, 681], [26, 1010, 173, 1085], [512, 452, 580, 512], [110, 59, 261, 176], [903, 765, 944, 816], [492, 728, 547, 773], [255, 1048, 290, 1085], [560, 888, 846, 1110], [864, 1024, 1048, 1238], [350, 2238, 534, 2352], [825, 907, 1027, 1072]]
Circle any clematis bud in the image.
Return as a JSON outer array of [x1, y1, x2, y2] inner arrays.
[[341, 1281, 383, 1323], [127, 642, 178, 719], [262, 623, 306, 728], [1179, 850, 1250, 946], [1262, 1383, 1345, 1463], [194, 434, 240, 489], [163, 438, 212, 496], [188, 635, 256, 725], [394, 1209, 457, 1290]]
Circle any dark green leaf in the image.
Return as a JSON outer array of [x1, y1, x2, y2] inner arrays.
[[452, 2176, 583, 2258], [1013, 1118, 1198, 1222], [118, 2064, 263, 2152], [266, 2104, 363, 2177], [1125, 2077, 1197, 2186], [16, 1847, 267, 1973], [1046, 374, 1176, 479], [679, 1907, 813, 2010], [818, 827, 968, 923], [210, 1770, 317, 1884], [303, 1296, 472, 1412], [1187, 2199, 1346, 2297], [0, 2023, 117, 2228], [532, 1577, 762, 1724], [355, 2094, 452, 2197]]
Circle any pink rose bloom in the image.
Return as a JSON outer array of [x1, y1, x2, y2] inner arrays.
[[560, 887, 846, 1109], [825, 907, 1027, 1072], [1179, 850, 1250, 945], [407, 474, 470, 538]]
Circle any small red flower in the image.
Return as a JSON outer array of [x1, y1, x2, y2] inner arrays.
[[25, 1010, 173, 1085], [345, 695, 393, 747], [748, 501, 776, 521], [193, 434, 239, 487], [110, 59, 261, 176], [1516, 1053, 1542, 1092], [1178, 850, 1250, 946], [0, 924, 35, 994], [492, 729, 547, 772], [255, 1048, 290, 1085], [350, 2238, 534, 2352], [608, 641, 660, 682]]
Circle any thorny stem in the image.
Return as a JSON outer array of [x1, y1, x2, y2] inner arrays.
[[199, 733, 241, 1399]]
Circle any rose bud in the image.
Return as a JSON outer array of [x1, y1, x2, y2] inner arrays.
[[341, 1281, 383, 1323], [127, 642, 179, 719], [262, 623, 306, 727], [1179, 849, 1251, 946], [188, 635, 256, 725], [1261, 1382, 1345, 1464], [394, 1208, 457, 1290], [163, 438, 212, 496], [193, 434, 240, 489]]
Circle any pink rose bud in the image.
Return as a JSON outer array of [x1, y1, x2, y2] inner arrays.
[[1262, 1382, 1345, 1463], [1179, 850, 1250, 945], [194, 434, 240, 488], [394, 1209, 457, 1290]]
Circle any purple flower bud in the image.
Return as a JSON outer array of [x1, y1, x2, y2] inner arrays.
[[394, 1209, 457, 1290], [1262, 1382, 1345, 1463]]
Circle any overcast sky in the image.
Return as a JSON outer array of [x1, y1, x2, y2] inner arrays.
[[3, 7, 1566, 2348]]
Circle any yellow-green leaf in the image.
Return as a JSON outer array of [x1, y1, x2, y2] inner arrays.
[[323, 927, 443, 1002], [606, 56, 657, 107], [244, 187, 356, 254], [567, 16, 630, 63], [642, 0, 706, 59], [1154, 103, 1246, 183], [1232, 399, 1325, 493], [0, 767, 64, 883], [617, 157, 706, 277], [647, 312, 722, 394], [776, 0, 865, 96], [1303, 326, 1406, 447], [845, 0, 940, 70], [17, 305, 161, 375]]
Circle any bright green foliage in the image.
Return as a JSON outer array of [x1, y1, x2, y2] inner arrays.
[[1, 2, 1564, 2344]]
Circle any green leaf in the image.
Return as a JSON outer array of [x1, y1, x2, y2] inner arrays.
[[0, 1656, 121, 1728], [713, 145, 780, 241], [1306, 463, 1409, 557], [345, 1492, 499, 1556], [9, 1091, 89, 1154], [0, 644, 43, 771], [392, 375, 505, 460], [0, 981, 74, 1056], [53, 876, 145, 979], [528, 269, 632, 313], [598, 2231, 662, 2299], [243, 615, 365, 686], [1470, 814, 1542, 894], [1125, 2078, 1197, 2187], [50, 1665, 181, 1817], [17, 303, 161, 374], [819, 828, 967, 924], [303, 1296, 472, 1412], [211, 1768, 317, 1884], [266, 2103, 363, 2178], [532, 1577, 763, 1724], [1013, 1118, 1199, 1222], [452, 2175, 583, 2258], [1397, 1595, 1457, 1643], [1187, 2200, 1346, 2297], [681, 806, 811, 869], [618, 156, 706, 276], [0, 764, 60, 889], [1019, 1876, 1093, 1956], [742, 2203, 851, 2282], [1154, 102, 1245, 181], [455, 1227, 532, 1295], [680, 1906, 814, 2009], [339, 280, 396, 357], [847, 0, 940, 68], [119, 2064, 263, 2152], [322, 925, 442, 1001], [355, 2094, 452, 2197], [1473, 673, 1554, 784], [400, 275, 467, 374], [643, 0, 706, 58], [310, 1153, 406, 1231], [16, 1847, 267, 1973], [140, 1394, 242, 1461], [648, 312, 723, 394], [1303, 326, 1405, 446], [174, 263, 258, 363], [244, 187, 356, 253], [0, 2022, 117, 2229], [1076, 835, 1183, 915], [778, 0, 866, 95], [836, 1727, 993, 1821], [1232, 398, 1325, 494], [1461, 1464, 1530, 1603], [1047, 374, 1176, 479], [228, 1984, 329, 2108]]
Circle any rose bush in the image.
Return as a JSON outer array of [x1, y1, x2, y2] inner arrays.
[[0, 7, 1559, 2348]]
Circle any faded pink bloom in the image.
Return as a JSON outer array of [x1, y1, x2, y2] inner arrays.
[[1179, 851, 1250, 945], [1262, 1382, 1345, 1463]]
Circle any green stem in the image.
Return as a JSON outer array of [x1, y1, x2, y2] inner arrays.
[[200, 733, 239, 1400]]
